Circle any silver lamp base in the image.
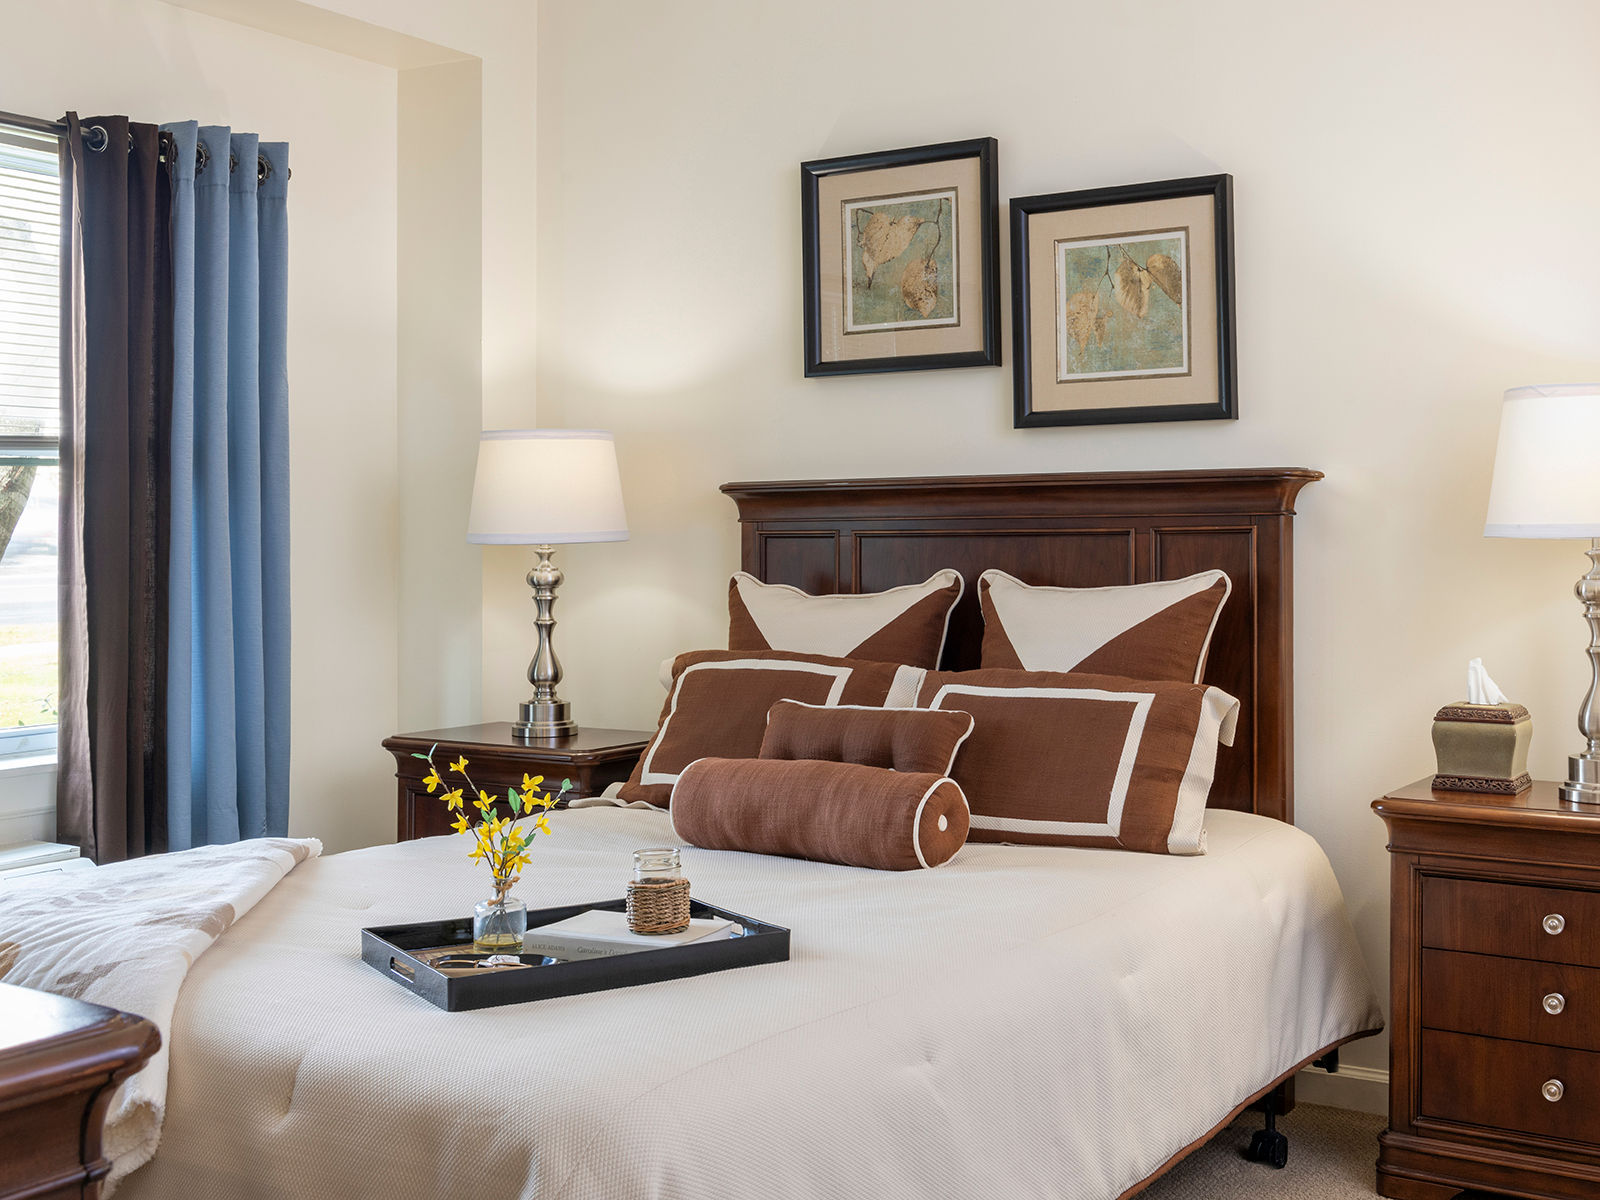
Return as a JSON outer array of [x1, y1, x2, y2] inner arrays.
[[1562, 538, 1600, 806], [1560, 754, 1600, 805], [515, 699, 577, 742], [513, 544, 580, 742]]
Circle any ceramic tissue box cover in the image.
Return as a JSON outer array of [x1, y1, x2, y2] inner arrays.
[[1431, 702, 1533, 794]]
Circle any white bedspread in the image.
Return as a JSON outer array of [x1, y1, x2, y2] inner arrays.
[[118, 807, 1381, 1200]]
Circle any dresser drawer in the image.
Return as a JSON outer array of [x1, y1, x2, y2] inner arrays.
[[1422, 949, 1600, 1052], [1422, 876, 1600, 966], [1421, 1029, 1600, 1144]]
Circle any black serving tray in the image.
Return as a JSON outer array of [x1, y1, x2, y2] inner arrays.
[[361, 897, 790, 1012]]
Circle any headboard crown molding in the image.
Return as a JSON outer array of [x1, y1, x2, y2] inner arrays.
[[721, 467, 1322, 825], [722, 468, 1323, 520]]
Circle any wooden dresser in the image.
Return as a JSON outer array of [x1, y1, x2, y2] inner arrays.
[[1374, 778, 1600, 1198], [0, 982, 159, 1199]]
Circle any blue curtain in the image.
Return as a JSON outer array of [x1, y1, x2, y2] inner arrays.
[[163, 122, 290, 848]]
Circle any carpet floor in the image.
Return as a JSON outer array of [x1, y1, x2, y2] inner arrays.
[[1142, 1103, 1508, 1199]]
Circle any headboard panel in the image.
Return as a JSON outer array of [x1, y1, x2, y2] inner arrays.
[[721, 469, 1321, 824]]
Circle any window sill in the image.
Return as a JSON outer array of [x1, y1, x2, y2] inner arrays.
[[0, 753, 57, 779]]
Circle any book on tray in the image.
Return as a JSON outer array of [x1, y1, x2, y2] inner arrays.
[[522, 908, 735, 960]]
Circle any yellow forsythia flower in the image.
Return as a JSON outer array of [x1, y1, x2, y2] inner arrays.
[[534, 814, 551, 836], [450, 756, 469, 773], [444, 788, 464, 811], [451, 813, 470, 834], [423, 770, 441, 794], [522, 773, 543, 792], [540, 792, 557, 809], [475, 790, 492, 812]]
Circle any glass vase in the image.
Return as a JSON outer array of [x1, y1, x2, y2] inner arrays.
[[473, 889, 527, 953]]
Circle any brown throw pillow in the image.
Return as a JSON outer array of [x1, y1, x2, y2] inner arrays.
[[759, 700, 972, 775], [913, 668, 1240, 855], [671, 758, 970, 870], [616, 650, 913, 809], [728, 569, 963, 668], [978, 568, 1230, 683]]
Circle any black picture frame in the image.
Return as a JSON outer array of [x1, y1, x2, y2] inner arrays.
[[1011, 173, 1237, 428], [801, 137, 1000, 377]]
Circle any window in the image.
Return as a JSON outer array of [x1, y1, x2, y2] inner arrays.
[[0, 124, 60, 759]]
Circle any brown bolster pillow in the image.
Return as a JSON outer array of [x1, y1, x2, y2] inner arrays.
[[671, 758, 970, 871], [759, 700, 974, 774]]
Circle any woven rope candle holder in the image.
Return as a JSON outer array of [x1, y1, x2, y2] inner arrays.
[[626, 877, 691, 935]]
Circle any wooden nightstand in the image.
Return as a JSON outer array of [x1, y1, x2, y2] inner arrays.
[[0, 982, 159, 1200], [1374, 778, 1600, 1199], [383, 723, 651, 842]]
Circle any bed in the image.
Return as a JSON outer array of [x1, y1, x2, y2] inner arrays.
[[109, 467, 1380, 1199]]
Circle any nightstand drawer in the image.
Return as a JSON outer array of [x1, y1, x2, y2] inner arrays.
[[1420, 1030, 1600, 1145], [1422, 949, 1600, 1052], [1422, 876, 1600, 966]]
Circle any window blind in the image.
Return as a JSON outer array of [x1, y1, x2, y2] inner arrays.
[[0, 126, 60, 442]]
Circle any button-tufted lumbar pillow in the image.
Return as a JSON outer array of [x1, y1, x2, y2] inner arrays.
[[759, 699, 972, 776]]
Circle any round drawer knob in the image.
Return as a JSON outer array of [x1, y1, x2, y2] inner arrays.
[[1545, 914, 1567, 935], [1545, 992, 1567, 1015], [1543, 1079, 1565, 1103]]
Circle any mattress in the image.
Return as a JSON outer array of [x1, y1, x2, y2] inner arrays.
[[118, 805, 1382, 1200]]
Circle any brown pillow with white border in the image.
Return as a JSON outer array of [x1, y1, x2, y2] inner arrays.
[[728, 569, 963, 669], [616, 650, 914, 809], [978, 568, 1230, 683], [913, 668, 1240, 855], [759, 699, 972, 775], [671, 757, 970, 871]]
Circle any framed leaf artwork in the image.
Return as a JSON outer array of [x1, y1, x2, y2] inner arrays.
[[1011, 174, 1237, 428], [801, 138, 1000, 377]]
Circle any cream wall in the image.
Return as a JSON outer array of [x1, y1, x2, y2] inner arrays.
[[0, 0, 400, 852], [397, 57, 484, 729], [237, 0, 542, 728], [529, 0, 1600, 1089]]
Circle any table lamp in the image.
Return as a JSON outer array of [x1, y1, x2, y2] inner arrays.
[[467, 430, 628, 741], [1485, 384, 1600, 803]]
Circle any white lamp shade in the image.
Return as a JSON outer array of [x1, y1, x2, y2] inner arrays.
[[1485, 385, 1600, 539], [467, 430, 629, 545]]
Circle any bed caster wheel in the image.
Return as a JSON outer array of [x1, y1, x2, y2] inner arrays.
[[1247, 1128, 1288, 1169]]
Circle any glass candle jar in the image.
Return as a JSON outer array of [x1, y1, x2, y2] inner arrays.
[[633, 847, 682, 884], [628, 847, 690, 935]]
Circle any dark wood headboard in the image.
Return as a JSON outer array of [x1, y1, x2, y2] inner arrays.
[[720, 468, 1321, 824]]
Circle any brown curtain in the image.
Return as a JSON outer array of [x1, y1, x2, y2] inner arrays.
[[56, 114, 172, 862]]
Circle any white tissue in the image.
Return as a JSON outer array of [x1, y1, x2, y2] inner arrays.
[[1466, 657, 1508, 706]]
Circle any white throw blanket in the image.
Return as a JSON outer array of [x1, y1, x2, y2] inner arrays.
[[0, 837, 321, 1189]]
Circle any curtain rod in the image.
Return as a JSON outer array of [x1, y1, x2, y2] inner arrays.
[[0, 108, 287, 181]]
